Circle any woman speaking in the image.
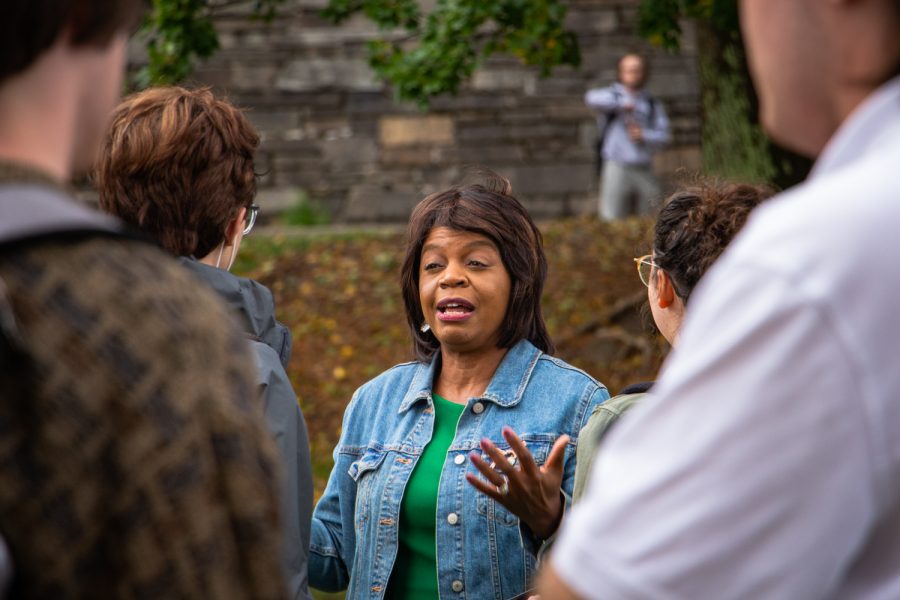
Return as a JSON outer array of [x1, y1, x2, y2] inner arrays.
[[309, 175, 608, 599]]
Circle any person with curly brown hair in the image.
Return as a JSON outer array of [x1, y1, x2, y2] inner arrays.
[[571, 181, 773, 500]]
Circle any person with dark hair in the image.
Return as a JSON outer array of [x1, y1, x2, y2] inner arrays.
[[308, 176, 608, 599], [542, 0, 900, 598], [570, 181, 772, 501], [97, 86, 314, 600], [0, 3, 284, 598], [586, 53, 670, 220]]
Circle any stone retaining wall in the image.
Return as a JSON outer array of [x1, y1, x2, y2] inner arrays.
[[168, 0, 701, 222]]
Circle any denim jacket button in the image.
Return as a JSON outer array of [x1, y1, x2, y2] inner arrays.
[[447, 512, 459, 525], [451, 580, 464, 592], [454, 454, 465, 465], [472, 402, 485, 414]]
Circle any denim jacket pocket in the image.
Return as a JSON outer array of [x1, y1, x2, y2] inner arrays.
[[476, 439, 552, 527], [349, 447, 388, 531], [348, 447, 386, 482]]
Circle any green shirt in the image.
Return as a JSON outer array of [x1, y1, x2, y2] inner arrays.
[[386, 393, 464, 600]]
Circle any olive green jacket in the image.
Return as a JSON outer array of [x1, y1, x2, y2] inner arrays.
[[573, 392, 647, 501]]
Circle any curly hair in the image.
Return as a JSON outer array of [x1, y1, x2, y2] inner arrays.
[[652, 181, 775, 304], [400, 173, 553, 362], [97, 86, 259, 258]]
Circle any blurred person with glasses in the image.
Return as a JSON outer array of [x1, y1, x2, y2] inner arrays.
[[96, 86, 314, 600], [571, 180, 772, 501]]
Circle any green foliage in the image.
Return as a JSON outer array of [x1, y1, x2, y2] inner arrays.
[[636, 0, 784, 183], [637, 0, 739, 50], [136, 0, 288, 88], [281, 192, 332, 227], [322, 0, 580, 107], [700, 45, 774, 182]]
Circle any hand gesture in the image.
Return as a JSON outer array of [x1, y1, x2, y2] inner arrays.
[[466, 427, 569, 540], [627, 120, 644, 142]]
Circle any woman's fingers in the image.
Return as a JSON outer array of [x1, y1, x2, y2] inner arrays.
[[502, 427, 540, 479], [469, 450, 508, 487], [543, 434, 570, 477], [479, 437, 520, 479], [465, 472, 505, 502]]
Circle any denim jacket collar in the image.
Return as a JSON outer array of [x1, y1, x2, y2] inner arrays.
[[398, 339, 543, 413]]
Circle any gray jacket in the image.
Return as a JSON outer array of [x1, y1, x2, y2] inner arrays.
[[181, 258, 313, 600]]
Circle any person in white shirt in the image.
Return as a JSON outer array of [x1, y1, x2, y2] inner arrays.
[[539, 1, 900, 599]]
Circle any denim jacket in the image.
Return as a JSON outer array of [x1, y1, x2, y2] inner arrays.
[[309, 340, 609, 600]]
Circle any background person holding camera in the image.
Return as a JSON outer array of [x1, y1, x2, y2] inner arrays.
[[586, 53, 670, 220]]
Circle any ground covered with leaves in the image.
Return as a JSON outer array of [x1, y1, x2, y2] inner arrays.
[[235, 216, 668, 505]]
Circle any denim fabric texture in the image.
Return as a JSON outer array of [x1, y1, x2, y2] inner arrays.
[[309, 340, 609, 600]]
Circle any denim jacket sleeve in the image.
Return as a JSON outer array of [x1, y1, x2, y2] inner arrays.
[[308, 388, 362, 593]]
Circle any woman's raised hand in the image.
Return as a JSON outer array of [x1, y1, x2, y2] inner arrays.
[[466, 426, 569, 540]]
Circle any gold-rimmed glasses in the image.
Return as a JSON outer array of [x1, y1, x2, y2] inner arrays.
[[633, 254, 657, 287]]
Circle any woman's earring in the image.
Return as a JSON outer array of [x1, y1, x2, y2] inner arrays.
[[420, 323, 431, 333]]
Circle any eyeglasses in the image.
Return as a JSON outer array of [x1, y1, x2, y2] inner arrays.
[[243, 204, 260, 235], [633, 254, 658, 287]]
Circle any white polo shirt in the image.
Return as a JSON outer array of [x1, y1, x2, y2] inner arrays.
[[553, 76, 900, 600]]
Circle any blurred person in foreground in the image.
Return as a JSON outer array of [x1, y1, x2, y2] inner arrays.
[[0, 2, 284, 598], [308, 175, 608, 599], [541, 0, 900, 598], [97, 86, 313, 600], [585, 53, 670, 220]]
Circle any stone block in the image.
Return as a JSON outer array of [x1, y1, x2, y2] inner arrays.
[[379, 116, 455, 147], [506, 164, 594, 196], [380, 148, 440, 167], [345, 92, 397, 115], [653, 146, 703, 174], [456, 123, 508, 143], [275, 58, 381, 92], [456, 145, 526, 164], [229, 63, 279, 92], [343, 182, 421, 222], [247, 109, 303, 134], [471, 69, 537, 93], [256, 187, 307, 214], [506, 123, 579, 141], [321, 137, 378, 169]]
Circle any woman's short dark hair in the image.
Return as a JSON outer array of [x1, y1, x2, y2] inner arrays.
[[0, 0, 144, 85], [653, 180, 775, 304], [400, 175, 554, 362]]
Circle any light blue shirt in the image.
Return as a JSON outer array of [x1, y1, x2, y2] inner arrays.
[[309, 339, 609, 599], [585, 82, 670, 166]]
